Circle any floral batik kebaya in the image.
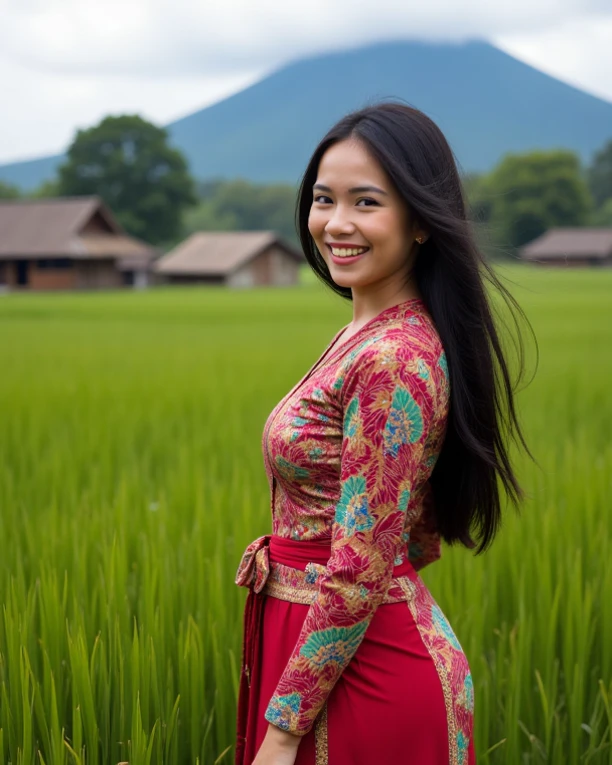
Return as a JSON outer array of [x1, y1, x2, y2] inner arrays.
[[235, 298, 475, 765]]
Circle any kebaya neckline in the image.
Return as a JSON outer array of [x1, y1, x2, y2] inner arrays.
[[328, 296, 426, 357]]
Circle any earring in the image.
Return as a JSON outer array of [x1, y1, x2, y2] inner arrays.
[[415, 236, 424, 244]]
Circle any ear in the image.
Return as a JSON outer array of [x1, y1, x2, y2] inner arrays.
[[410, 215, 429, 244]]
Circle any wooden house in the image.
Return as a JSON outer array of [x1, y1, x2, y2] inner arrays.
[[154, 231, 303, 287], [519, 228, 612, 267], [0, 197, 156, 291]]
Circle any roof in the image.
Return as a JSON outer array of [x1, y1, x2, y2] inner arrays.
[[154, 231, 303, 276], [0, 196, 155, 262], [520, 228, 612, 260]]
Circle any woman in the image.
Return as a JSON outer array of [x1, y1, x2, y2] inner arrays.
[[235, 102, 531, 765]]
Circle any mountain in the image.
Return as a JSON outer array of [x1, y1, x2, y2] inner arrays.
[[2, 39, 612, 191]]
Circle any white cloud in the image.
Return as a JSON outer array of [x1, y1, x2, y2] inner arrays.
[[0, 0, 611, 165], [0, 49, 264, 163], [495, 14, 612, 103], [2, 0, 610, 75]]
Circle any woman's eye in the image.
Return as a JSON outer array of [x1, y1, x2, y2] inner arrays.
[[313, 195, 332, 204], [356, 198, 379, 207]]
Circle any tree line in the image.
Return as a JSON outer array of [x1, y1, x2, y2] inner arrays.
[[465, 145, 612, 252], [1, 114, 611, 254]]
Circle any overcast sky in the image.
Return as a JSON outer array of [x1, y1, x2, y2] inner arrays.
[[1, 0, 611, 165]]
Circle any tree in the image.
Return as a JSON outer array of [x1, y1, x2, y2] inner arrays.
[[462, 173, 493, 224], [29, 179, 60, 199], [588, 139, 612, 208], [57, 114, 196, 244], [487, 150, 593, 248], [591, 197, 612, 226], [0, 181, 20, 199], [182, 179, 298, 246]]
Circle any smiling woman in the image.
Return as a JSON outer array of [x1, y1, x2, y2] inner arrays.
[[235, 102, 534, 765]]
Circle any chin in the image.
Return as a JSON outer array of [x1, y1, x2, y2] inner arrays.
[[329, 271, 358, 289], [329, 268, 372, 290]]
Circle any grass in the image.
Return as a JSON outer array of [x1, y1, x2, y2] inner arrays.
[[0, 263, 610, 763]]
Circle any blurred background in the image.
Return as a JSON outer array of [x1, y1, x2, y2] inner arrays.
[[0, 2, 610, 764]]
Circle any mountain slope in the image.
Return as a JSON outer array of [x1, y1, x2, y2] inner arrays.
[[2, 39, 612, 190]]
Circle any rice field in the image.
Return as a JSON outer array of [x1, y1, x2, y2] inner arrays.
[[0, 264, 610, 764]]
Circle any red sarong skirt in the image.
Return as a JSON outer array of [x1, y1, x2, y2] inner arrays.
[[235, 535, 476, 765]]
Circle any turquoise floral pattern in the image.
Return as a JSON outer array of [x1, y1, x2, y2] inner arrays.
[[300, 622, 369, 666], [438, 349, 449, 381], [335, 475, 374, 534], [275, 455, 310, 481], [343, 396, 359, 437], [432, 604, 463, 651], [383, 385, 424, 456], [265, 692, 302, 731]]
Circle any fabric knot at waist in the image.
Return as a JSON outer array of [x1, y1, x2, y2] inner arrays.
[[234, 534, 273, 593], [234, 534, 331, 592]]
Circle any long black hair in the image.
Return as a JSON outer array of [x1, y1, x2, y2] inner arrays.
[[297, 102, 536, 553]]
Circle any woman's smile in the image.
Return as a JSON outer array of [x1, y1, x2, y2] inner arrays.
[[326, 242, 370, 264]]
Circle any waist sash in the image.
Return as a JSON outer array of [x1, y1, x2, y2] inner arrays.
[[235, 533, 415, 602]]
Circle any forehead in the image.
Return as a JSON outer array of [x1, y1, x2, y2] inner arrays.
[[316, 138, 387, 186]]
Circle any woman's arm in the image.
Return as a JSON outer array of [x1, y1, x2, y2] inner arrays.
[[264, 337, 440, 736], [251, 724, 301, 765], [407, 483, 442, 571]]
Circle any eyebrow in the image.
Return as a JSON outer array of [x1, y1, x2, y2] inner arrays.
[[313, 183, 388, 196]]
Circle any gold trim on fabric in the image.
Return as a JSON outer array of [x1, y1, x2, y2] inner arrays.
[[397, 578, 460, 765], [314, 702, 329, 765], [263, 563, 413, 605], [265, 580, 315, 604]]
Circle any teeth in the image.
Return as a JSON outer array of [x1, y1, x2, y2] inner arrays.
[[330, 247, 368, 257]]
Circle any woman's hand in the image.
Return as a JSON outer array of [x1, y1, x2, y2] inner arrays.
[[251, 723, 301, 765]]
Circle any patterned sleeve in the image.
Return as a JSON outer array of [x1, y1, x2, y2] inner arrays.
[[407, 483, 442, 572], [264, 338, 437, 735]]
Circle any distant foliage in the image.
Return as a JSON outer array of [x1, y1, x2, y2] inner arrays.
[[591, 197, 612, 226], [182, 179, 298, 246], [587, 140, 612, 227], [462, 173, 494, 225], [29, 179, 60, 199], [588, 140, 612, 208], [489, 150, 592, 247], [464, 150, 593, 249], [56, 115, 197, 244], [0, 180, 20, 199]]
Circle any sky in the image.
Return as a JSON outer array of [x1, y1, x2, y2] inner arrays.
[[1, 0, 612, 165]]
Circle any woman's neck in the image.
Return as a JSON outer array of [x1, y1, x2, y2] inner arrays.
[[349, 283, 422, 330]]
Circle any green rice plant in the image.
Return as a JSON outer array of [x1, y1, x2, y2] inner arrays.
[[0, 265, 610, 763]]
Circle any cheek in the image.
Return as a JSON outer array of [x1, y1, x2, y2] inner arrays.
[[308, 207, 326, 241], [364, 210, 406, 247]]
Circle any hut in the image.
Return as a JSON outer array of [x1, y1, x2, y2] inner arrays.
[[0, 196, 156, 291], [154, 231, 303, 287], [519, 228, 612, 267]]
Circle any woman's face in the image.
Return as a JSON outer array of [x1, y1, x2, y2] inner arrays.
[[308, 137, 424, 294]]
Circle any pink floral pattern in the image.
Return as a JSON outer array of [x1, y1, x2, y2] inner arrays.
[[259, 299, 458, 736]]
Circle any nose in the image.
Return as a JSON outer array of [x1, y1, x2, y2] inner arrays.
[[324, 204, 356, 237]]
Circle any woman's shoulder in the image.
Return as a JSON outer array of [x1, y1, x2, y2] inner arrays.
[[338, 311, 450, 414], [349, 307, 446, 371]]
